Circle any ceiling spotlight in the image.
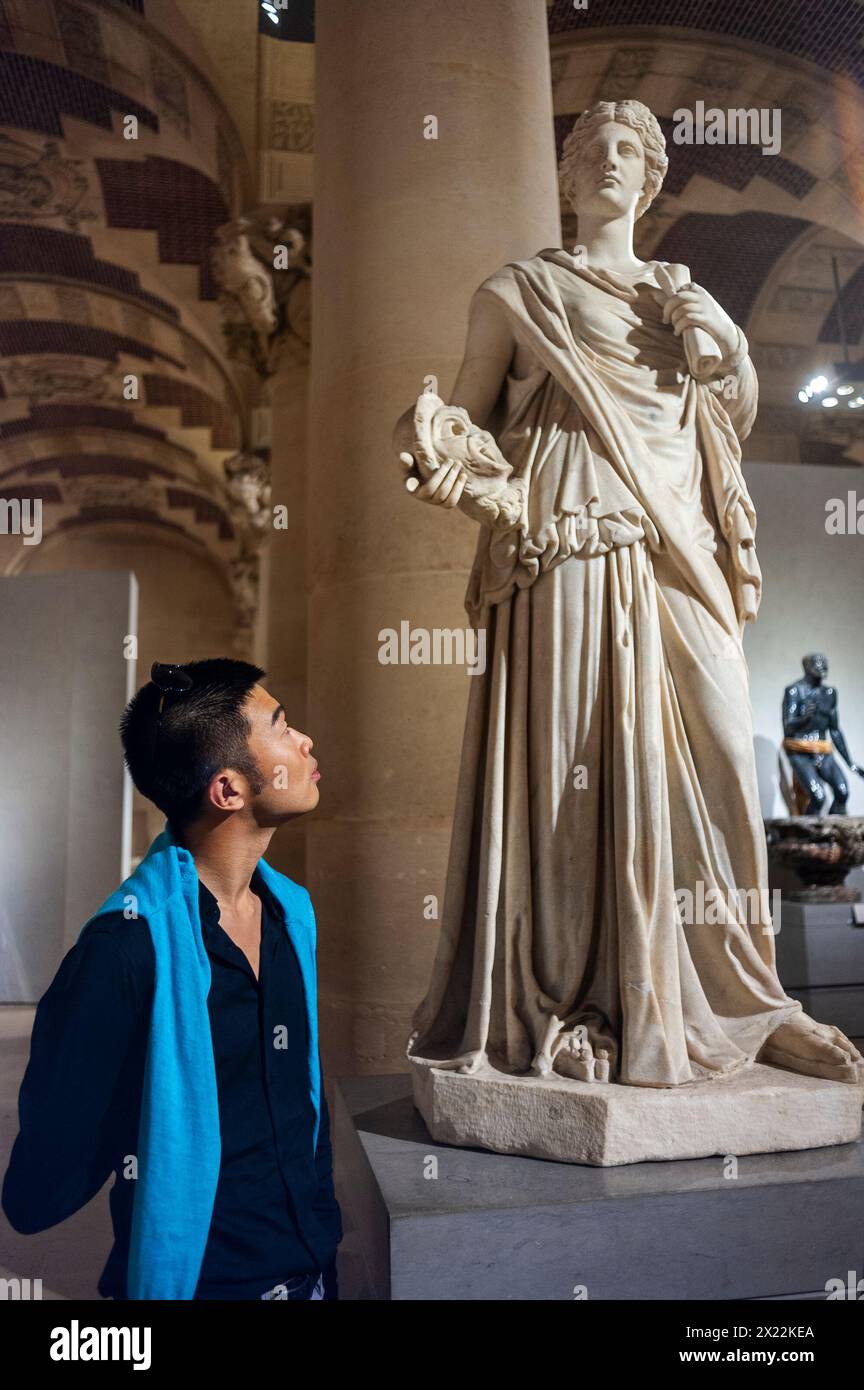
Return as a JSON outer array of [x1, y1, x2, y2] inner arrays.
[[797, 366, 864, 411], [796, 255, 862, 416]]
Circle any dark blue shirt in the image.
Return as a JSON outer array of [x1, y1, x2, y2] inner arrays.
[[2, 870, 342, 1299]]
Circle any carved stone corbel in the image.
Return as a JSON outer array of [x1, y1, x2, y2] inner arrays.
[[213, 205, 311, 377], [223, 450, 273, 650]]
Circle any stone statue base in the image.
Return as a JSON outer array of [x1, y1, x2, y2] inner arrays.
[[409, 1059, 864, 1167]]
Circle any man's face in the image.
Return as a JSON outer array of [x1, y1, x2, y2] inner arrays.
[[572, 120, 646, 220], [242, 684, 320, 824]]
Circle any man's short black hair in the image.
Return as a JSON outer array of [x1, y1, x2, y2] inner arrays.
[[120, 658, 266, 829]]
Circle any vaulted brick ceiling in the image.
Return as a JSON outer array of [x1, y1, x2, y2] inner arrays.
[[0, 0, 251, 568], [548, 0, 864, 87]]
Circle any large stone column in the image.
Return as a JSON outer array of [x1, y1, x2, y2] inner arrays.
[[308, 0, 561, 1074], [264, 343, 310, 886]]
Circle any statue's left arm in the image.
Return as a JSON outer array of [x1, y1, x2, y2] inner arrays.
[[706, 326, 758, 442], [659, 280, 757, 439]]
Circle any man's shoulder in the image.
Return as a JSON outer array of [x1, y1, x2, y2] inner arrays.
[[79, 910, 155, 975], [256, 866, 316, 952]]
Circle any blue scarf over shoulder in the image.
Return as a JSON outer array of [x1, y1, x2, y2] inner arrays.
[[82, 826, 321, 1300]]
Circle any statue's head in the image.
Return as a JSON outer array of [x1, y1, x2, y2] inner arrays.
[[558, 99, 668, 222], [803, 652, 828, 679]]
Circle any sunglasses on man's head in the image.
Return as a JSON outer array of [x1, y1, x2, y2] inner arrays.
[[151, 662, 194, 717]]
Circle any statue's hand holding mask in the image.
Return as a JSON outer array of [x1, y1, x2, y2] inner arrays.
[[395, 392, 524, 531]]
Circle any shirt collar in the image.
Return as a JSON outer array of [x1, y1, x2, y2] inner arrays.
[[198, 879, 221, 934], [196, 867, 272, 941]]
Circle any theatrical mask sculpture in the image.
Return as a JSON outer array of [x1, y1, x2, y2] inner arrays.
[[394, 98, 864, 1113]]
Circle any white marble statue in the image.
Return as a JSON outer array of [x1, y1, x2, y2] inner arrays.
[[395, 100, 864, 1093]]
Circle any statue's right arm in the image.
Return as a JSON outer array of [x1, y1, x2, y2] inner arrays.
[[448, 290, 516, 426], [781, 686, 796, 736]]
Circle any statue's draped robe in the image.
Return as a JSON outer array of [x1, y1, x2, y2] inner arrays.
[[408, 250, 802, 1087]]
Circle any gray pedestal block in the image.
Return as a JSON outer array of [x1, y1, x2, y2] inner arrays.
[[333, 1074, 864, 1301], [775, 901, 864, 1037]]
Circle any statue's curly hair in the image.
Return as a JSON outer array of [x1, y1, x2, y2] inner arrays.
[[558, 99, 668, 220]]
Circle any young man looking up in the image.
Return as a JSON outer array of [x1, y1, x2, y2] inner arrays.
[[3, 659, 341, 1301]]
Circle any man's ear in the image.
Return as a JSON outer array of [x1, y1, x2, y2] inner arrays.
[[206, 769, 246, 814]]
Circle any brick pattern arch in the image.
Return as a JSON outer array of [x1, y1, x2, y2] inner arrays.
[[0, 0, 254, 637], [548, 0, 864, 88], [96, 157, 230, 300]]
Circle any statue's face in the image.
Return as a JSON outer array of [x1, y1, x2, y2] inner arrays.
[[803, 653, 828, 679], [570, 120, 646, 221]]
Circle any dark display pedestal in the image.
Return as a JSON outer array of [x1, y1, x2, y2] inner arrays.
[[333, 1074, 864, 1301], [775, 900, 864, 1037]]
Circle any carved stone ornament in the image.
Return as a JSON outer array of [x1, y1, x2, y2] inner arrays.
[[222, 448, 273, 647], [212, 207, 312, 377], [3, 357, 117, 403], [228, 551, 261, 643], [223, 451, 273, 537], [0, 132, 94, 231], [63, 476, 165, 512], [213, 221, 278, 337]]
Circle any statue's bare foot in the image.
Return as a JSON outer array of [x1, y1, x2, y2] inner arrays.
[[407, 1034, 485, 1074], [757, 1014, 864, 1085], [444, 1052, 484, 1075]]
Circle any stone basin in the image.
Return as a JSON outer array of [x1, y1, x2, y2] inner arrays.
[[765, 815, 864, 903]]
